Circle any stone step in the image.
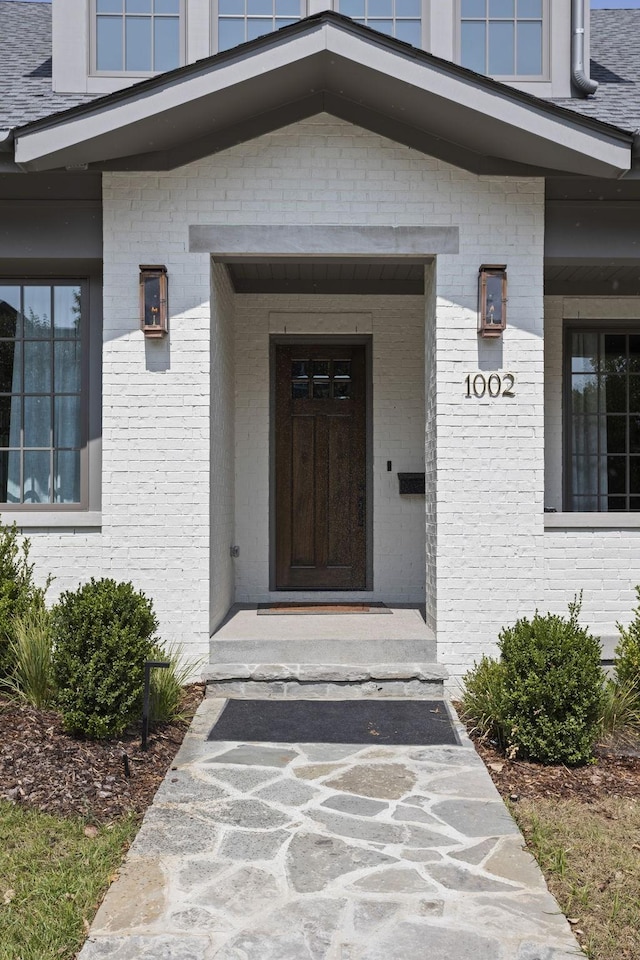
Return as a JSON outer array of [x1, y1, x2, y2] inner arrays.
[[209, 637, 436, 665], [204, 661, 447, 700]]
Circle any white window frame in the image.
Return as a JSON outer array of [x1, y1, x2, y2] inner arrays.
[[333, 0, 428, 50], [211, 0, 307, 54], [91, 0, 187, 77], [456, 0, 550, 82]]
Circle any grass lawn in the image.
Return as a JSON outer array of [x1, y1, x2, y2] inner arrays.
[[0, 800, 138, 960], [513, 796, 640, 960]]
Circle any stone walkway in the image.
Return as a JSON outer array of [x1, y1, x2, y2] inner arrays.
[[79, 698, 584, 960]]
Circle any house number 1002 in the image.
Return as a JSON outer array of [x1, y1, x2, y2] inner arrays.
[[464, 372, 515, 399]]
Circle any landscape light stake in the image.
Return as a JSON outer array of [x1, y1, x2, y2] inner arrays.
[[141, 660, 170, 751]]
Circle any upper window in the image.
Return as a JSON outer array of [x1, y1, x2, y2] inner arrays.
[[95, 0, 181, 73], [0, 283, 85, 507], [460, 0, 544, 78], [217, 0, 303, 52], [567, 329, 640, 513], [336, 0, 422, 47]]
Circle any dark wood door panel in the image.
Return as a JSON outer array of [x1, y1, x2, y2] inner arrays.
[[275, 343, 367, 590]]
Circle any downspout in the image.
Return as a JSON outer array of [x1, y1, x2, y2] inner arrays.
[[571, 0, 598, 96]]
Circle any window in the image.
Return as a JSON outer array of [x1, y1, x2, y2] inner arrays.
[[567, 329, 640, 512], [217, 0, 303, 52], [336, 0, 422, 47], [95, 0, 181, 73], [460, 0, 544, 78], [0, 283, 85, 507]]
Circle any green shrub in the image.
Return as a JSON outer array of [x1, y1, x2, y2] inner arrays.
[[51, 578, 158, 739], [1, 602, 55, 709], [0, 522, 47, 679], [461, 597, 605, 765], [149, 643, 200, 726], [460, 655, 508, 749], [498, 597, 605, 765], [614, 587, 640, 692], [599, 676, 640, 746]]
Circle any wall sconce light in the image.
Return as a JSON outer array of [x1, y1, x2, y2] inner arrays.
[[478, 264, 507, 338], [139, 265, 168, 338]]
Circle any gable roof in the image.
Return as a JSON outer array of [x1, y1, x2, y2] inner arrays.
[[10, 13, 632, 178], [0, 1, 95, 134]]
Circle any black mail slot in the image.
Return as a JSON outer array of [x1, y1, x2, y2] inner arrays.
[[398, 472, 425, 495]]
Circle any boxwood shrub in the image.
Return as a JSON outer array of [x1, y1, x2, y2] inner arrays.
[[52, 578, 158, 739]]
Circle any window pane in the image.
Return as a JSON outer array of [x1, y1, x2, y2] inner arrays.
[[97, 16, 123, 70], [247, 0, 272, 13], [0, 342, 21, 393], [23, 450, 50, 504], [154, 16, 180, 69], [517, 20, 541, 74], [489, 0, 514, 16], [97, 0, 123, 11], [247, 18, 272, 39], [461, 21, 486, 73], [126, 0, 151, 11], [54, 342, 81, 394], [54, 396, 81, 449], [396, 0, 421, 15], [603, 333, 626, 371], [607, 456, 626, 495], [369, 0, 393, 15], [0, 451, 20, 503], [571, 332, 598, 373], [126, 16, 152, 71], [24, 341, 51, 393], [275, 18, 296, 28], [603, 375, 626, 414], [489, 20, 514, 74], [0, 396, 20, 448], [154, 0, 179, 11], [0, 287, 21, 338], [54, 450, 81, 504], [339, 0, 365, 15], [518, 0, 542, 16], [275, 0, 300, 14], [24, 396, 51, 449], [630, 376, 640, 414], [371, 19, 394, 35], [630, 415, 640, 452], [54, 286, 81, 338], [629, 335, 640, 372], [462, 0, 486, 15], [571, 374, 598, 415], [395, 20, 421, 44], [220, 0, 244, 11], [23, 286, 51, 338], [572, 416, 601, 458], [572, 456, 599, 499], [606, 416, 626, 454], [219, 18, 246, 49], [630, 458, 640, 495]]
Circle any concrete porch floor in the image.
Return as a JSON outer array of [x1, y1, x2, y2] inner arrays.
[[206, 604, 445, 699]]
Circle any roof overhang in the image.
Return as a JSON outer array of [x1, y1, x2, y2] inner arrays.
[[13, 13, 633, 178]]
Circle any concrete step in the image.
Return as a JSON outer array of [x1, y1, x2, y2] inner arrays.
[[203, 662, 447, 700], [209, 637, 437, 665]]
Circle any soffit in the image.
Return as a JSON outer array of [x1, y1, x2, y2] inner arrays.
[[13, 15, 632, 178]]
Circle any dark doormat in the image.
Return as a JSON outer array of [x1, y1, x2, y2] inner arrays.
[[257, 602, 391, 615], [208, 699, 459, 746]]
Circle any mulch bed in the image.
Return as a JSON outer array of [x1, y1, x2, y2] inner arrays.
[[3, 688, 640, 822], [0, 686, 204, 822]]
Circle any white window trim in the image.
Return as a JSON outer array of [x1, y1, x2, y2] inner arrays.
[[455, 0, 550, 83], [90, 0, 187, 78]]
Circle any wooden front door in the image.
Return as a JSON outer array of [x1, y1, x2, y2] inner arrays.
[[275, 343, 367, 590]]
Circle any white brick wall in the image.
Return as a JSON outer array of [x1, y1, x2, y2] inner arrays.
[[10, 115, 553, 680]]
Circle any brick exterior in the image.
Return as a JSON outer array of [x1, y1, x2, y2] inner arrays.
[[17, 115, 569, 684]]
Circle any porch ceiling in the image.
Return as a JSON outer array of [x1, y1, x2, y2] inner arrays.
[[13, 14, 632, 178], [226, 259, 426, 294]]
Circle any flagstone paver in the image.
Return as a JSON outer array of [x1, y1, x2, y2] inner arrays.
[[79, 698, 585, 959]]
